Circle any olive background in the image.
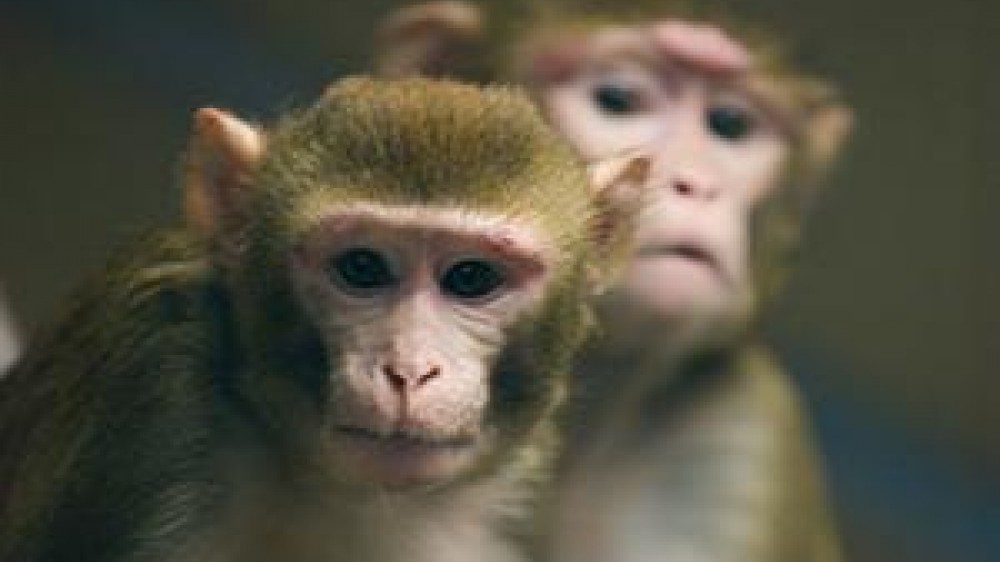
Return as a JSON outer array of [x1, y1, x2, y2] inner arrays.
[[1, 1, 996, 560]]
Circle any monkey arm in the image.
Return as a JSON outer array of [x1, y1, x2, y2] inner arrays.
[[0, 232, 223, 562], [552, 345, 841, 562]]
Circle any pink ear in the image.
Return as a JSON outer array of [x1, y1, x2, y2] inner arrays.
[[183, 107, 264, 240], [806, 103, 854, 177], [649, 20, 751, 74], [586, 153, 653, 292]]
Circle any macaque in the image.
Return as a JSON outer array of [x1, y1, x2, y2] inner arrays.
[[0, 77, 651, 562], [375, 2, 853, 561]]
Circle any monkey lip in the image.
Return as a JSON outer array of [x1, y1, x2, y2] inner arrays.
[[633, 238, 736, 289], [637, 241, 717, 268], [335, 425, 477, 451], [333, 425, 481, 487]]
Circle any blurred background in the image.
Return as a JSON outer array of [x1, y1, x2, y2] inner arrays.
[[0, 0, 996, 560]]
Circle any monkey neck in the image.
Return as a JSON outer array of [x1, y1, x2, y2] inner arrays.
[[563, 317, 761, 467], [573, 307, 754, 403]]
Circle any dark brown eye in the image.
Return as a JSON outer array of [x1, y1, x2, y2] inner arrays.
[[592, 83, 642, 116], [707, 105, 755, 140], [440, 259, 505, 300], [329, 248, 394, 290]]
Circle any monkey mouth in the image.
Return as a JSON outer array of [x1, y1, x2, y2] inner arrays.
[[335, 425, 477, 451], [637, 241, 716, 267], [332, 425, 482, 487]]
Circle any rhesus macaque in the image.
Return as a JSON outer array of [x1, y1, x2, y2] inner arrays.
[[376, 2, 853, 561], [0, 77, 652, 562]]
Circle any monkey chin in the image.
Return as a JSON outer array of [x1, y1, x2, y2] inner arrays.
[[329, 427, 485, 490]]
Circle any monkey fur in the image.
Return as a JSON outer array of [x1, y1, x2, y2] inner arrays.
[[0, 77, 648, 562]]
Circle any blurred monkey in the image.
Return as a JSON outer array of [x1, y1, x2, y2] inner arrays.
[[376, 2, 852, 561]]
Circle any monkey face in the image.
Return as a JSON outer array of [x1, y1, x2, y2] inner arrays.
[[534, 25, 789, 327], [289, 203, 557, 488], [199, 78, 647, 492]]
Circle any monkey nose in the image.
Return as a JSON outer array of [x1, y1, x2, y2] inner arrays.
[[382, 363, 442, 394], [669, 168, 720, 201]]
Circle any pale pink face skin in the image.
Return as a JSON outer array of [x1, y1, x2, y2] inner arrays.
[[290, 204, 554, 487], [537, 22, 789, 323]]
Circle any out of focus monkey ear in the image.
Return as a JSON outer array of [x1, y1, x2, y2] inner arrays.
[[804, 102, 853, 180], [375, 1, 484, 78], [183, 108, 265, 251], [586, 152, 653, 293]]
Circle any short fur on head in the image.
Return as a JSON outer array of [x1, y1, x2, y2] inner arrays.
[[257, 77, 594, 255]]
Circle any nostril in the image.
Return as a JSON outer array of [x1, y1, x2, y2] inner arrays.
[[673, 179, 695, 196], [418, 366, 441, 387], [382, 364, 440, 391], [383, 364, 406, 390]]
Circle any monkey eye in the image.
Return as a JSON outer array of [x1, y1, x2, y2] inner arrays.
[[440, 259, 506, 300], [706, 104, 756, 141], [328, 248, 395, 291], [592, 82, 644, 116]]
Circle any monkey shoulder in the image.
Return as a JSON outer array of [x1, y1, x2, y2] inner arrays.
[[11, 229, 216, 369], [0, 229, 230, 561], [579, 344, 840, 562], [666, 344, 841, 561]]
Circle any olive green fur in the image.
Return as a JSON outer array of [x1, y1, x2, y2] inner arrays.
[[248, 77, 593, 257], [0, 232, 220, 561]]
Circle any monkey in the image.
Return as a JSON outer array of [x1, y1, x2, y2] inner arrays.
[[0, 76, 653, 562], [373, 2, 853, 561]]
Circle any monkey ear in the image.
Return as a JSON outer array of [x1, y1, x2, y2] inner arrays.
[[802, 102, 853, 183], [586, 153, 653, 293], [183, 107, 265, 244], [374, 1, 483, 77]]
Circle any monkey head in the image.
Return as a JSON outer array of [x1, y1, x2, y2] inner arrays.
[[376, 2, 852, 350], [183, 77, 649, 490], [525, 21, 852, 348]]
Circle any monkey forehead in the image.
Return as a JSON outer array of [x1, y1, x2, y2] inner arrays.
[[526, 24, 747, 82], [296, 202, 559, 263]]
